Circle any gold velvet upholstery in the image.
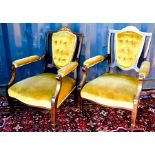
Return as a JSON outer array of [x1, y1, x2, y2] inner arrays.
[[52, 31, 77, 68], [7, 27, 83, 126], [13, 55, 40, 68], [58, 62, 78, 78], [139, 61, 150, 78], [84, 55, 105, 68], [8, 73, 76, 109], [79, 26, 152, 128], [116, 31, 143, 69], [81, 73, 138, 110]]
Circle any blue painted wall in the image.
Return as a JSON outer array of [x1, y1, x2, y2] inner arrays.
[[0, 23, 155, 88]]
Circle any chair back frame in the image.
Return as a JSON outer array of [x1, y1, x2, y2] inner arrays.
[[108, 26, 152, 72], [45, 27, 83, 72]]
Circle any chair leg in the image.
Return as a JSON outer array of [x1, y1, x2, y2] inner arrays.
[[9, 97, 15, 114], [131, 101, 138, 129], [51, 104, 57, 127], [8, 97, 15, 114], [78, 91, 83, 111], [6, 91, 15, 114], [74, 89, 78, 104]]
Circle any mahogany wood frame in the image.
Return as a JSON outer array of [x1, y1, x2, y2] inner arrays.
[[7, 26, 84, 127]]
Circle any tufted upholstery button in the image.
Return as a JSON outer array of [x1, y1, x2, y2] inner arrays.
[[121, 48, 125, 52], [119, 39, 123, 43], [118, 55, 121, 58], [64, 41, 67, 45], [125, 39, 129, 43], [129, 58, 133, 61], [60, 40, 62, 44], [131, 40, 134, 45]]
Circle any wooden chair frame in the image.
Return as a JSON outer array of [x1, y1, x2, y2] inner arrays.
[[6, 26, 84, 126], [78, 26, 152, 129]]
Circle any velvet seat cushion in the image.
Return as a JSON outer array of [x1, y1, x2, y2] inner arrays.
[[81, 73, 138, 110], [8, 73, 76, 109]]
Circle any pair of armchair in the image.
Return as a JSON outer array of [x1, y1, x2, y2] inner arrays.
[[7, 26, 152, 129]]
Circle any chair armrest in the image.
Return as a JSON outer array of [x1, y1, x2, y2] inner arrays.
[[8, 55, 45, 86], [13, 55, 44, 68], [78, 54, 109, 89], [139, 61, 150, 79], [84, 55, 105, 68], [58, 62, 78, 78]]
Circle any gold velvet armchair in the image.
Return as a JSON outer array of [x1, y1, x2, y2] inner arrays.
[[78, 26, 152, 129], [7, 26, 83, 126]]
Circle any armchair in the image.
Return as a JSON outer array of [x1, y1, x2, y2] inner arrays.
[[7, 26, 83, 126], [78, 26, 152, 129]]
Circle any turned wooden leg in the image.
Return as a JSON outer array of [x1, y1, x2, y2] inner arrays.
[[131, 99, 139, 129], [51, 104, 57, 127], [131, 110, 137, 129]]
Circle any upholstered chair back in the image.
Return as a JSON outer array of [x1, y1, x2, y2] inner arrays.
[[52, 30, 77, 68], [108, 26, 152, 72], [115, 30, 144, 70]]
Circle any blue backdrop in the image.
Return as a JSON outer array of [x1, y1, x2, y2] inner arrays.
[[0, 23, 155, 89]]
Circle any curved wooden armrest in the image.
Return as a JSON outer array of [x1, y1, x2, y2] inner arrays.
[[78, 54, 109, 89], [83, 55, 105, 68], [8, 54, 45, 86], [139, 61, 150, 79], [57, 62, 78, 78], [13, 55, 45, 68]]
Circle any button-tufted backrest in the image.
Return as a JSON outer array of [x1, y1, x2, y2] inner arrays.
[[115, 31, 144, 70], [52, 30, 77, 68]]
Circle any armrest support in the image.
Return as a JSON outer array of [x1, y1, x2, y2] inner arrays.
[[58, 62, 78, 78], [133, 61, 150, 110], [13, 55, 44, 68], [139, 61, 150, 79], [78, 54, 109, 89], [83, 55, 105, 68], [51, 62, 78, 110]]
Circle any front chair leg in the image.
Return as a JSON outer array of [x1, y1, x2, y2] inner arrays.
[[6, 92, 15, 114], [51, 97, 57, 127], [9, 97, 15, 114], [131, 99, 139, 129], [51, 106, 57, 127]]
